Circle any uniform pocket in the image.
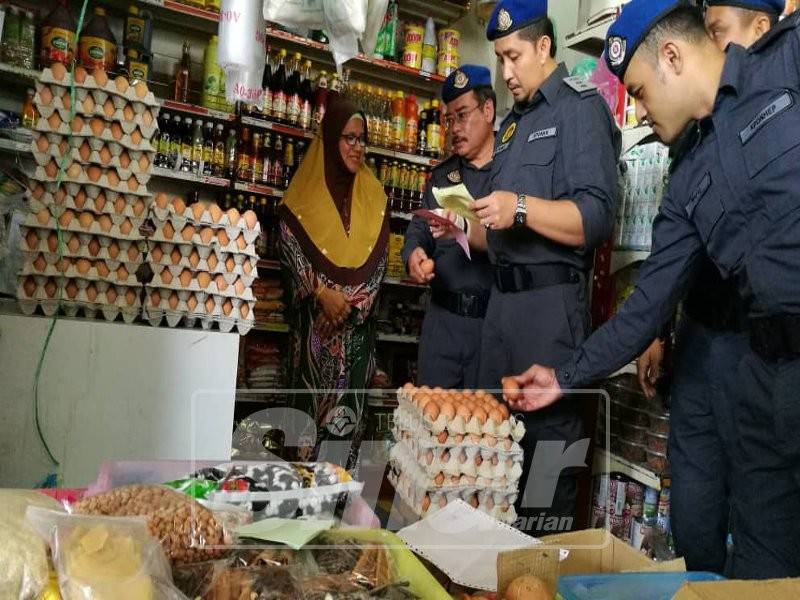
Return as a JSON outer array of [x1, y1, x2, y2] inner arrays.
[[521, 138, 557, 198], [741, 91, 800, 178]]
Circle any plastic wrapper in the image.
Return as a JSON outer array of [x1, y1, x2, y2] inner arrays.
[[71, 484, 228, 565], [25, 507, 185, 600], [0, 490, 64, 600], [174, 564, 302, 599]]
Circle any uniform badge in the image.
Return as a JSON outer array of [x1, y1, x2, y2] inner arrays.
[[453, 70, 469, 89], [607, 36, 626, 68], [498, 8, 513, 32], [447, 170, 462, 183], [501, 122, 517, 144]]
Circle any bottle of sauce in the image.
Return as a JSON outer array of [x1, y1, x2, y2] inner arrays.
[[418, 101, 429, 156], [299, 60, 313, 131], [286, 52, 303, 127], [202, 35, 222, 110], [426, 99, 442, 158], [126, 49, 149, 84], [124, 5, 146, 48], [313, 70, 329, 131], [40, 0, 76, 68], [260, 48, 273, 117], [202, 121, 214, 176], [296, 140, 308, 167], [180, 117, 194, 173], [79, 7, 117, 71], [404, 94, 419, 155], [156, 111, 171, 168], [251, 132, 263, 183], [224, 126, 237, 179], [212, 124, 226, 177], [283, 139, 295, 188], [257, 197, 269, 257], [262, 134, 273, 184], [169, 114, 182, 170], [237, 127, 252, 181], [191, 119, 204, 175], [391, 90, 405, 150], [174, 41, 191, 103], [272, 135, 284, 187], [21, 89, 36, 129], [271, 49, 288, 122]]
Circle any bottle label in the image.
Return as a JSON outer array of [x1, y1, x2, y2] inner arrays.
[[273, 92, 287, 120], [193, 145, 204, 162], [392, 116, 405, 147], [128, 61, 149, 83], [287, 94, 301, 125], [203, 147, 213, 164], [159, 134, 171, 156], [42, 27, 76, 65], [262, 158, 272, 183], [125, 19, 145, 45], [427, 124, 441, 154], [405, 120, 418, 153], [262, 89, 273, 116], [80, 37, 116, 70], [213, 147, 225, 168], [253, 160, 264, 182], [300, 101, 312, 130]]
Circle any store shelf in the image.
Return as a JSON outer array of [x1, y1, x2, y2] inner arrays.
[[0, 137, 32, 154], [610, 249, 650, 275], [257, 259, 281, 272], [390, 211, 413, 221], [565, 15, 616, 57], [233, 181, 285, 197], [0, 61, 39, 85], [398, 0, 470, 26], [593, 447, 662, 491], [240, 115, 315, 140], [383, 277, 426, 289], [152, 166, 231, 188], [368, 145, 440, 168], [377, 332, 419, 344], [105, 0, 219, 33], [252, 322, 290, 333], [159, 99, 236, 122], [622, 125, 658, 156]]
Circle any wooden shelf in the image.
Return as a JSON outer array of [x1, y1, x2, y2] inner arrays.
[[593, 448, 662, 491], [233, 181, 285, 197]]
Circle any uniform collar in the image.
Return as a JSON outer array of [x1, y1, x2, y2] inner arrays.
[[459, 154, 493, 172], [514, 63, 569, 113], [717, 44, 745, 99]]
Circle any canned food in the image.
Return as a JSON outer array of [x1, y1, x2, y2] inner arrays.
[[618, 438, 647, 463], [621, 422, 649, 444], [437, 28, 460, 53], [646, 448, 668, 473], [648, 412, 670, 435], [437, 52, 460, 77], [647, 430, 669, 453], [403, 24, 424, 70], [643, 487, 659, 519]]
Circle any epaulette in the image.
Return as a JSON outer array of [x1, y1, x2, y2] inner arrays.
[[750, 10, 800, 55], [563, 76, 597, 98], [668, 122, 700, 175]]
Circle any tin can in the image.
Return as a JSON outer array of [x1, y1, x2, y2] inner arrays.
[[437, 51, 460, 78], [403, 24, 424, 70], [608, 474, 627, 516], [437, 28, 460, 54], [643, 486, 659, 519], [626, 481, 644, 518]]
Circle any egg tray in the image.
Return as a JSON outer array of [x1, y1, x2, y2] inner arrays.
[[33, 179, 151, 207], [20, 255, 142, 287], [391, 436, 523, 482], [32, 160, 152, 191], [21, 247, 142, 274], [37, 130, 157, 160], [392, 422, 522, 455], [32, 136, 154, 176], [393, 401, 526, 443], [38, 65, 160, 108], [27, 191, 150, 221], [149, 221, 258, 257], [148, 266, 255, 301], [20, 226, 144, 261], [34, 118, 156, 153], [143, 294, 255, 335], [150, 214, 261, 246], [146, 242, 259, 278], [17, 276, 142, 323], [35, 99, 158, 136], [25, 210, 145, 242], [151, 200, 262, 232], [388, 469, 518, 525]]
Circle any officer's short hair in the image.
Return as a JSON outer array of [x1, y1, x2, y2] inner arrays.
[[516, 16, 558, 58], [473, 86, 497, 122], [733, 6, 780, 27], [640, 5, 708, 66]]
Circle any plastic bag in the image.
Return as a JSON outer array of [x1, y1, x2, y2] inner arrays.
[[0, 490, 64, 600], [263, 0, 325, 28], [219, 0, 266, 103], [25, 507, 186, 600]]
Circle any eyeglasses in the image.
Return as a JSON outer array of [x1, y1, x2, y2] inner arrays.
[[341, 134, 368, 147], [445, 104, 482, 129]]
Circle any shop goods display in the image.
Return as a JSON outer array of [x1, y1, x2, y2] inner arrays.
[[390, 385, 525, 524], [252, 276, 285, 324]]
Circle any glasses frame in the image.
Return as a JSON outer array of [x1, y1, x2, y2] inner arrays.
[[341, 134, 368, 148], [444, 104, 483, 129]]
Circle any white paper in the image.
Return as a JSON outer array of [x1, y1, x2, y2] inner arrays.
[[397, 500, 541, 591], [432, 184, 478, 222]]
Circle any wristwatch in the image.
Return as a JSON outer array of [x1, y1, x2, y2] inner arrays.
[[513, 194, 528, 228]]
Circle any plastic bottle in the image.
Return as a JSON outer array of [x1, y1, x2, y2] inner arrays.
[[169, 114, 182, 170], [286, 52, 303, 127], [124, 5, 146, 48], [224, 126, 238, 179], [313, 70, 329, 131], [391, 91, 405, 150], [192, 119, 205, 175], [2, 6, 20, 65], [155, 111, 170, 168], [126, 48, 149, 84], [212, 123, 226, 177], [251, 132, 263, 183], [421, 16, 437, 74], [174, 41, 191, 104], [383, 1, 399, 61], [21, 88, 35, 128], [426, 99, 442, 158], [79, 7, 117, 71], [418, 101, 430, 155], [283, 139, 295, 188], [260, 48, 273, 117], [404, 94, 419, 154], [272, 135, 284, 187], [380, 89, 393, 148], [202, 121, 214, 176], [299, 60, 313, 130], [202, 36, 222, 110], [40, 0, 76, 68], [271, 49, 288, 122], [180, 117, 194, 173]]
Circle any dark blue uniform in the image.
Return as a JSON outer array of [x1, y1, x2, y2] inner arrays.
[[401, 155, 494, 389], [483, 63, 620, 531], [565, 14, 800, 577]]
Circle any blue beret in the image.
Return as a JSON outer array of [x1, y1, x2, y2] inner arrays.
[[604, 0, 689, 81], [486, 0, 548, 41], [441, 65, 492, 104], [703, 0, 784, 14]]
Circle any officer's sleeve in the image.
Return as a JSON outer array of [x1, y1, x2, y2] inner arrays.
[[555, 186, 702, 388], [561, 97, 621, 251], [401, 181, 436, 268]]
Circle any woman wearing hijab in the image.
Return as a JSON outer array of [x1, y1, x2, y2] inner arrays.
[[279, 97, 388, 466]]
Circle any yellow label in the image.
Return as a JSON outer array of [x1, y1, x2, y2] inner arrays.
[[79, 36, 116, 70], [128, 60, 149, 83], [42, 27, 76, 64]]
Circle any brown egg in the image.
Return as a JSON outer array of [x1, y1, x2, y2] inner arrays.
[[456, 405, 472, 421], [106, 170, 120, 187], [70, 115, 84, 133], [97, 214, 112, 232], [87, 165, 102, 182], [498, 404, 510, 419], [159, 268, 172, 285], [186, 294, 198, 312], [225, 256, 235, 272], [439, 401, 455, 421], [111, 123, 124, 141], [119, 219, 133, 235], [423, 402, 441, 421], [44, 160, 58, 178], [235, 234, 247, 251], [240, 303, 250, 319], [32, 183, 46, 199], [171, 196, 186, 214], [87, 238, 101, 257], [36, 135, 50, 153], [85, 284, 98, 303], [113, 197, 126, 214], [36, 208, 50, 225], [243, 210, 258, 230], [169, 248, 181, 265], [168, 292, 179, 310], [59, 140, 69, 156], [51, 62, 67, 82], [123, 105, 134, 122], [82, 95, 95, 113], [155, 193, 169, 209], [66, 234, 80, 253], [162, 221, 175, 240], [242, 260, 252, 275], [437, 431, 448, 444], [207, 253, 218, 270], [226, 207, 240, 226], [125, 288, 137, 306], [488, 408, 504, 425], [32, 254, 47, 272], [421, 495, 431, 512], [93, 68, 108, 87], [118, 151, 130, 168], [124, 245, 138, 262], [208, 203, 223, 224], [47, 112, 62, 131], [57, 257, 70, 272], [77, 210, 94, 230], [114, 76, 129, 94], [25, 230, 39, 250], [214, 274, 228, 292], [96, 261, 109, 278], [77, 141, 90, 162], [222, 298, 233, 316], [92, 194, 107, 213], [179, 269, 192, 288], [217, 230, 230, 247], [99, 146, 112, 165], [43, 279, 57, 298], [180, 225, 195, 242], [132, 199, 145, 217], [66, 162, 82, 179], [73, 258, 90, 275], [74, 66, 87, 84], [134, 81, 148, 99], [107, 241, 120, 259], [196, 227, 212, 245], [483, 435, 498, 448], [137, 154, 149, 171], [105, 287, 117, 304], [234, 279, 245, 296], [150, 289, 161, 306], [129, 129, 142, 146], [58, 209, 75, 228], [190, 203, 205, 222], [472, 407, 488, 425], [197, 272, 211, 289], [39, 86, 53, 106], [188, 249, 201, 268], [61, 91, 71, 110], [65, 280, 79, 299], [90, 118, 105, 137], [142, 110, 153, 126], [150, 245, 163, 263], [116, 265, 129, 281], [434, 473, 445, 486], [204, 296, 215, 314]]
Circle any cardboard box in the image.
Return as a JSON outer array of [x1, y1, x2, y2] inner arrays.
[[497, 529, 686, 598], [673, 578, 800, 600]]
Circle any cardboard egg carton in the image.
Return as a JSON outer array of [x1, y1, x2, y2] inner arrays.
[[152, 196, 262, 233], [35, 96, 158, 137], [393, 426, 523, 466], [20, 226, 144, 263], [148, 265, 254, 300], [150, 213, 260, 247], [23, 210, 144, 241], [392, 421, 522, 455], [143, 287, 255, 335], [17, 275, 141, 323], [32, 134, 154, 176], [38, 64, 159, 108], [33, 177, 151, 208], [27, 189, 150, 220], [393, 398, 526, 442], [32, 156, 152, 190], [34, 116, 156, 153], [146, 241, 259, 278], [20, 249, 141, 276], [20, 253, 141, 286], [149, 219, 258, 257], [388, 469, 518, 525]]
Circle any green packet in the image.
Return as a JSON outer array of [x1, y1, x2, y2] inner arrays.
[[164, 478, 220, 499]]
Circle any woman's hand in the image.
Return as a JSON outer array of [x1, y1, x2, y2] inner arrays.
[[316, 285, 352, 329]]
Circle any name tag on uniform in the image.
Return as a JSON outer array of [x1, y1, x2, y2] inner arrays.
[[739, 92, 793, 145], [528, 127, 557, 142], [494, 142, 510, 156]]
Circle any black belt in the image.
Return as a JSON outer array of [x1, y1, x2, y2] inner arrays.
[[750, 314, 800, 362], [685, 295, 748, 333], [493, 263, 580, 293], [431, 288, 490, 319]]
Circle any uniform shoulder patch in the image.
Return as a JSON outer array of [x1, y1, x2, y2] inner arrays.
[[447, 169, 462, 183], [563, 76, 597, 97]]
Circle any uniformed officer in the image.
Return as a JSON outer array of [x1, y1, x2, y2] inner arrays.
[[401, 65, 495, 389], [511, 0, 800, 578], [632, 0, 783, 575], [442, 0, 620, 533]]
